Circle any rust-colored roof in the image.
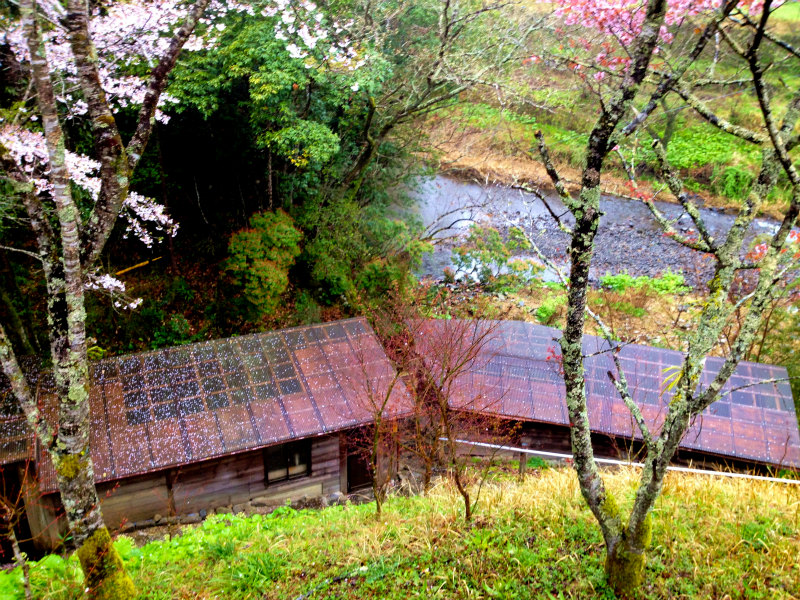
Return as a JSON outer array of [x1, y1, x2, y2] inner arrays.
[[414, 319, 800, 469], [31, 318, 409, 493], [0, 387, 29, 464]]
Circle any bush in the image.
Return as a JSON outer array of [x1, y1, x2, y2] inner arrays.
[[226, 209, 303, 318], [600, 270, 689, 295], [535, 293, 566, 325], [453, 225, 541, 288], [712, 165, 754, 200]]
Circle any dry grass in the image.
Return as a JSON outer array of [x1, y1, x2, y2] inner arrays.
[[11, 465, 799, 599]]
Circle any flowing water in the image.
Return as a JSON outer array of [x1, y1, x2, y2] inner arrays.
[[410, 175, 783, 287]]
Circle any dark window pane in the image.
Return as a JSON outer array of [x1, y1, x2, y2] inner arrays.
[[344, 320, 367, 336], [284, 331, 306, 350], [94, 363, 118, 381], [243, 353, 265, 369], [119, 357, 143, 376], [707, 402, 730, 418], [231, 388, 254, 405], [265, 446, 288, 482], [279, 379, 302, 395], [226, 371, 248, 388], [254, 382, 278, 400], [173, 381, 200, 399], [325, 324, 346, 339], [122, 374, 145, 391], [207, 392, 229, 410], [178, 397, 204, 415], [153, 402, 178, 420], [172, 366, 196, 382], [219, 356, 242, 373], [124, 391, 149, 408], [197, 361, 221, 377], [263, 344, 290, 363], [240, 337, 262, 354], [126, 408, 150, 426], [202, 376, 225, 393], [193, 344, 216, 361], [273, 362, 295, 379], [250, 367, 273, 384], [306, 328, 325, 343], [755, 395, 777, 410], [149, 387, 170, 404], [163, 349, 191, 368], [143, 354, 166, 371]]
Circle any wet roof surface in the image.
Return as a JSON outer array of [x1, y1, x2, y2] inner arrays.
[[30, 318, 409, 493], [0, 384, 29, 464], [414, 319, 800, 469]]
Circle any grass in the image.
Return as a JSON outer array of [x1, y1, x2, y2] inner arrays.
[[4, 467, 799, 599]]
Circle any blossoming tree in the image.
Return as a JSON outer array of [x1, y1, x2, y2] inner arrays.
[[527, 0, 799, 594], [0, 0, 368, 593]]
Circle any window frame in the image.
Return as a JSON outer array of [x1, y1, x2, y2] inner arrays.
[[263, 440, 312, 485]]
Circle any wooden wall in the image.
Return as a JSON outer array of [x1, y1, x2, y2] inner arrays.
[[26, 433, 344, 551]]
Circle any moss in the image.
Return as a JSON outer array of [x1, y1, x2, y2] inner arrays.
[[606, 540, 646, 598], [605, 515, 653, 598], [56, 453, 83, 480], [77, 527, 136, 600], [599, 491, 620, 521]]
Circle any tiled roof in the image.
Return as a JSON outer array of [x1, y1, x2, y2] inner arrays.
[[31, 318, 409, 493], [414, 319, 800, 469]]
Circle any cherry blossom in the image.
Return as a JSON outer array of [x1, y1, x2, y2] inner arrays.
[[86, 273, 143, 311], [0, 124, 177, 248], [551, 0, 777, 72]]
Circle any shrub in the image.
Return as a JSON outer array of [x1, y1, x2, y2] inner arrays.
[[712, 165, 754, 200], [453, 225, 541, 288], [535, 293, 566, 325], [600, 270, 689, 295], [226, 210, 303, 317]]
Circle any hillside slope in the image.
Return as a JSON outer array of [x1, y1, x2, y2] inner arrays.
[[3, 466, 799, 599]]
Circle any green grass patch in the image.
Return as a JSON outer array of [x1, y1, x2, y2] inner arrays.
[[4, 468, 798, 599], [600, 270, 689, 295]]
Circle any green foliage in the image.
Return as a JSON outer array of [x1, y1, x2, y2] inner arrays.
[[294, 291, 322, 325], [226, 210, 303, 317], [453, 225, 541, 288], [526, 456, 550, 469], [152, 314, 193, 348], [298, 197, 429, 303], [6, 469, 798, 599], [712, 165, 754, 201], [446, 102, 538, 129], [535, 292, 566, 325], [600, 270, 689, 295], [258, 122, 341, 168]]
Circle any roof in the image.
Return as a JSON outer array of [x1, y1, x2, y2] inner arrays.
[[0, 382, 29, 464], [29, 318, 409, 493], [414, 319, 800, 469]]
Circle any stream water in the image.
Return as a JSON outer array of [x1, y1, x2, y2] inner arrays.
[[410, 175, 783, 288]]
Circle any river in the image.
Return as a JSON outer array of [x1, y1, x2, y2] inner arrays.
[[410, 175, 783, 288]]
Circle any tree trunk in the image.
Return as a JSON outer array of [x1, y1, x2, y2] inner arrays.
[[605, 537, 646, 597]]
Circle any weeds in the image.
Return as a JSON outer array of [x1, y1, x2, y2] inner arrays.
[[4, 467, 798, 599]]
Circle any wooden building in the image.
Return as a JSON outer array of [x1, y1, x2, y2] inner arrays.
[[1, 317, 798, 557], [0, 318, 408, 553], [413, 319, 800, 470]]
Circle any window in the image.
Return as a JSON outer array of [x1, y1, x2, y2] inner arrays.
[[264, 441, 311, 484]]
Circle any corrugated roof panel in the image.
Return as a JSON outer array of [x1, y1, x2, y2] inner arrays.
[[415, 319, 800, 470], [31, 317, 410, 493]]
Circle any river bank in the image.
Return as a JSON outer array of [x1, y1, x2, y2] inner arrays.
[[412, 175, 782, 289]]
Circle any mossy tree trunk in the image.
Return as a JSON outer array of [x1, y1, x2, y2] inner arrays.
[[0, 1, 209, 596]]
